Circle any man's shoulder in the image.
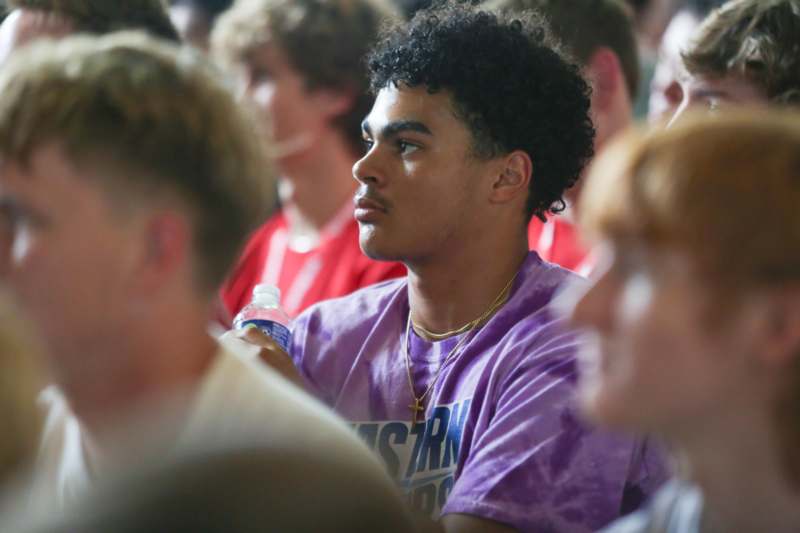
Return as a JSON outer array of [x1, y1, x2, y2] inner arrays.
[[499, 253, 583, 338], [474, 255, 584, 377], [520, 251, 587, 296], [193, 335, 385, 459], [293, 276, 407, 334]]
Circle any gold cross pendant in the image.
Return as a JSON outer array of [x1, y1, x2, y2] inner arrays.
[[409, 398, 425, 425]]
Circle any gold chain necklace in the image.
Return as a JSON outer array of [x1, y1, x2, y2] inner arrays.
[[411, 274, 516, 341], [402, 273, 517, 424]]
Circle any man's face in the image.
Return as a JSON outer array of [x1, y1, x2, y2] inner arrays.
[[0, 145, 143, 382], [667, 73, 767, 127], [240, 42, 334, 164], [567, 242, 759, 437], [353, 85, 495, 263]]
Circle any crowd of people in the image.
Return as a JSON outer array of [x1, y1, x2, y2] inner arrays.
[[0, 0, 797, 532]]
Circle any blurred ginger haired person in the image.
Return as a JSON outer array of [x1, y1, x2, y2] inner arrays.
[[570, 110, 800, 533], [0, 0, 179, 64]]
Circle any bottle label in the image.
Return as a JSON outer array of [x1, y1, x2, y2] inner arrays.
[[239, 319, 291, 352]]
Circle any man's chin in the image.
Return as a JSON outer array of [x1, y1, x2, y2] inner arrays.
[[359, 238, 400, 263]]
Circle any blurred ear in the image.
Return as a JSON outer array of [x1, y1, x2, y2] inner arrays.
[[759, 285, 800, 368], [586, 47, 625, 113], [136, 211, 192, 294], [310, 86, 356, 120], [489, 150, 531, 205]]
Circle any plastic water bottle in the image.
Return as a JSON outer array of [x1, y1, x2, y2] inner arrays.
[[233, 284, 291, 352]]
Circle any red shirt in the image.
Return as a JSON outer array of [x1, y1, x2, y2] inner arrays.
[[223, 205, 406, 318], [528, 215, 595, 276]]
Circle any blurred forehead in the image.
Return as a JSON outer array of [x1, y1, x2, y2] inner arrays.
[[684, 73, 767, 103]]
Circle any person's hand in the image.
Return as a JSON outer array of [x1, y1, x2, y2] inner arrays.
[[235, 326, 306, 389]]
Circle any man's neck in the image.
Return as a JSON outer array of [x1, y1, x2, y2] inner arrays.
[[60, 312, 218, 452], [678, 405, 800, 533], [279, 133, 358, 233], [407, 227, 529, 335]]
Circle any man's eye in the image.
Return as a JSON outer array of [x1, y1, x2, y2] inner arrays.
[[249, 68, 271, 84], [362, 138, 374, 152], [397, 140, 419, 155]]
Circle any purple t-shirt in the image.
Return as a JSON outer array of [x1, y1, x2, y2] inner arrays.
[[291, 252, 668, 532]]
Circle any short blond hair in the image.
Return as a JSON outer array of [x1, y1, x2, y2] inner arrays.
[[212, 0, 398, 155], [0, 32, 275, 292], [581, 109, 800, 482], [8, 0, 180, 41]]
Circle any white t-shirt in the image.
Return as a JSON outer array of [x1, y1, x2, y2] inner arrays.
[[600, 480, 703, 533], [32, 333, 391, 508]]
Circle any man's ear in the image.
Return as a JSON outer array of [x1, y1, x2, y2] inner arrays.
[[135, 211, 192, 294], [489, 150, 532, 205], [759, 285, 800, 369], [586, 47, 625, 113], [311, 86, 356, 120]]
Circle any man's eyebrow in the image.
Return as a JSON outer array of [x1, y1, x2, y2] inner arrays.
[[361, 119, 432, 139]]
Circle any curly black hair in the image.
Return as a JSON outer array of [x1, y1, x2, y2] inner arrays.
[[367, 3, 595, 220]]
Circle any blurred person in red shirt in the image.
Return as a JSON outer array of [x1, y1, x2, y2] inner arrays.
[[213, 0, 405, 319], [488, 0, 639, 277]]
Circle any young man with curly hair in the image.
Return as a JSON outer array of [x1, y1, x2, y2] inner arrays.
[[0, 32, 398, 509], [0, 0, 179, 64], [668, 0, 800, 125], [251, 5, 668, 532], [213, 0, 405, 319]]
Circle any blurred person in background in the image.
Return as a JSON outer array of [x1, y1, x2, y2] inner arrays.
[[487, 0, 638, 276], [169, 0, 232, 51], [214, 0, 405, 320], [0, 0, 179, 64], [625, 0, 682, 51], [569, 110, 800, 533], [647, 0, 725, 123], [668, 0, 800, 125], [623, 0, 682, 117], [14, 445, 415, 533], [0, 32, 394, 508]]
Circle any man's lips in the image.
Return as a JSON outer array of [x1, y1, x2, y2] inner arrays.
[[354, 195, 388, 222]]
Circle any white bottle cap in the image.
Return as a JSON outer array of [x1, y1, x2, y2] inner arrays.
[[252, 284, 281, 306]]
